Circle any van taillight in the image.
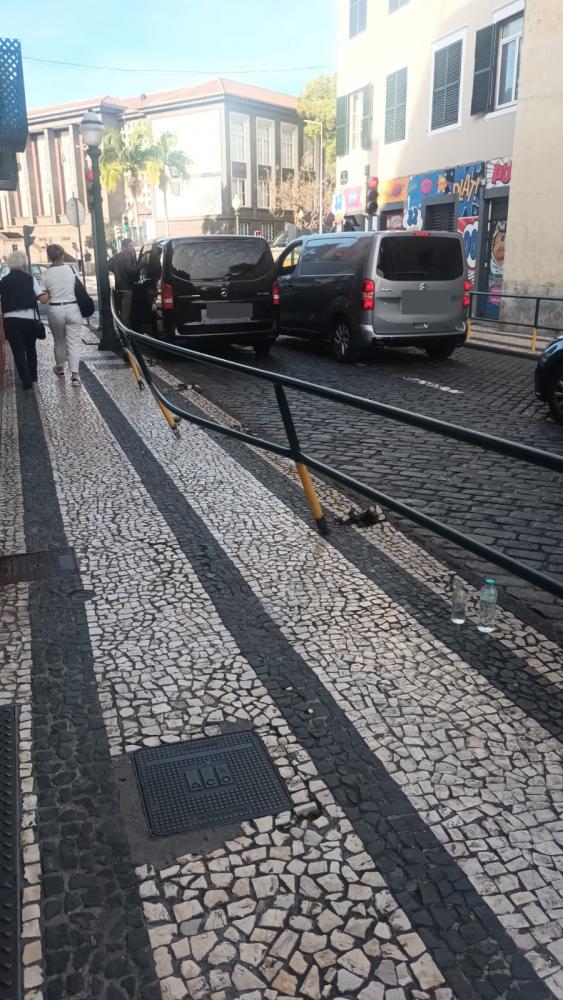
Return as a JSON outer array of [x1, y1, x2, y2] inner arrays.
[[463, 279, 472, 309], [272, 280, 280, 305], [362, 279, 375, 310], [162, 282, 174, 310]]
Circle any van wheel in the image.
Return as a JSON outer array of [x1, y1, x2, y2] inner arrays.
[[425, 338, 458, 361], [332, 319, 358, 363], [548, 364, 563, 424]]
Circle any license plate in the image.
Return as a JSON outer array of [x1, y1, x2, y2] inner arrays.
[[205, 302, 251, 321], [402, 291, 449, 315]]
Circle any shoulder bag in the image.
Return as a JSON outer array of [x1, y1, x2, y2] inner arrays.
[[74, 275, 95, 318]]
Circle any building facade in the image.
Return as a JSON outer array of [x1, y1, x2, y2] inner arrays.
[[336, 0, 526, 314], [0, 79, 308, 264]]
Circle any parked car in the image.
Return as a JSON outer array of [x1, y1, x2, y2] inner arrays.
[[276, 230, 469, 362], [535, 335, 563, 423], [132, 236, 278, 356]]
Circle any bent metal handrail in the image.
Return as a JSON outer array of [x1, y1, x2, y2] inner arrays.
[[110, 295, 563, 602]]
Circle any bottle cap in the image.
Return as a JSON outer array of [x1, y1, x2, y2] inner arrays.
[[485, 578, 495, 586]]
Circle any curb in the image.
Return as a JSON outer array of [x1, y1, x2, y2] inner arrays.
[[463, 339, 538, 361]]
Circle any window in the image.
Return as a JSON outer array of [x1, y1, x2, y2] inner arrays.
[[232, 176, 246, 207], [385, 68, 408, 144], [471, 10, 523, 116], [349, 90, 362, 149], [230, 115, 246, 162], [281, 124, 296, 169], [279, 242, 302, 273], [431, 38, 463, 130], [257, 119, 273, 166], [496, 14, 523, 107], [300, 235, 371, 276], [377, 235, 463, 281], [262, 222, 274, 241], [389, 0, 409, 11], [349, 0, 367, 37], [171, 238, 271, 282], [257, 172, 270, 210]]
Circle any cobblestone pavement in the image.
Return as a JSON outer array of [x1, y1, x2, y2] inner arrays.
[[159, 338, 563, 642], [1, 338, 563, 1000]]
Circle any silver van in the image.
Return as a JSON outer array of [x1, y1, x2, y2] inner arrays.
[[276, 230, 469, 362]]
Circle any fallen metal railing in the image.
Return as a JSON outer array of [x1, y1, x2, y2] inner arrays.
[[468, 290, 563, 353], [111, 295, 563, 601]]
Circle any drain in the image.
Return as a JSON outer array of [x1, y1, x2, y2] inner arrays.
[[0, 704, 20, 1000], [0, 548, 78, 586], [134, 731, 290, 838]]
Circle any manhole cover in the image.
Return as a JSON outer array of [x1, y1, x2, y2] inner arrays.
[[133, 731, 290, 837], [0, 548, 78, 586], [0, 704, 21, 1000]]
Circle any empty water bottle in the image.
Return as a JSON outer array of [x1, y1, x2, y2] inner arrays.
[[478, 578, 498, 633], [451, 580, 466, 624]]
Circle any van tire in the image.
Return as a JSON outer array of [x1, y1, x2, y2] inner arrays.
[[425, 338, 458, 361], [332, 318, 358, 364]]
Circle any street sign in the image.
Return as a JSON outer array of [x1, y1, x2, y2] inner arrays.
[[332, 192, 344, 214], [254, 230, 262, 237], [66, 197, 85, 228]]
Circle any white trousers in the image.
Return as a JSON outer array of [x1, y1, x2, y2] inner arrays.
[[48, 304, 83, 374]]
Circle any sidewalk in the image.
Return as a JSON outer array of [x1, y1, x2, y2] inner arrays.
[[1, 339, 563, 1000]]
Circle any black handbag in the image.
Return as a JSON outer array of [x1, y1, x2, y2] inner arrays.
[[74, 275, 95, 318], [31, 279, 46, 339]]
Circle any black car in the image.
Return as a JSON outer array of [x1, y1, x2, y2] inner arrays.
[[535, 335, 563, 423], [132, 236, 278, 356], [276, 230, 468, 363]]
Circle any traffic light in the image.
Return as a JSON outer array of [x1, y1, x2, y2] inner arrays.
[[122, 214, 129, 236], [366, 177, 379, 216], [85, 166, 94, 210], [22, 224, 35, 250]]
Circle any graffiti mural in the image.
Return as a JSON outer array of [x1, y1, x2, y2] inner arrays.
[[379, 176, 409, 207], [404, 168, 454, 229], [454, 161, 485, 217], [486, 158, 512, 188], [457, 216, 479, 285]]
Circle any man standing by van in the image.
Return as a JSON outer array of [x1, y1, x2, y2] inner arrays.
[[107, 238, 137, 327]]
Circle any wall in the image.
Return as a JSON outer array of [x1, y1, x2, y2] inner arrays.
[[336, 0, 518, 189], [502, 0, 563, 323], [147, 108, 223, 228]]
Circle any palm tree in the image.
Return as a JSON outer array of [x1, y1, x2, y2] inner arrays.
[[147, 132, 191, 237], [100, 123, 153, 237]]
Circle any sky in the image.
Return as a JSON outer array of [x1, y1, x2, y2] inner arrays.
[[1, 0, 339, 110]]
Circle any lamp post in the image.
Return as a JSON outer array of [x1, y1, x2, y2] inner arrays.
[[79, 110, 119, 351], [304, 118, 324, 234], [232, 192, 241, 235]]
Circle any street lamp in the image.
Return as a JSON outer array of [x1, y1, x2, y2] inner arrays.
[[79, 110, 119, 351], [232, 192, 241, 235], [304, 118, 324, 234]]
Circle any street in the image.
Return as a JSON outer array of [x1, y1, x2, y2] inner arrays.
[[159, 338, 563, 640]]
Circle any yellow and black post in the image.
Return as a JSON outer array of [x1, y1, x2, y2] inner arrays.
[[274, 382, 328, 537]]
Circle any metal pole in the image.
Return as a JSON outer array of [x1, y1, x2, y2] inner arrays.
[[318, 121, 323, 234], [88, 146, 119, 351], [235, 209, 239, 236]]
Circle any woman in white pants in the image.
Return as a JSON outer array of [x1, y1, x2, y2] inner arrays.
[[43, 244, 83, 385]]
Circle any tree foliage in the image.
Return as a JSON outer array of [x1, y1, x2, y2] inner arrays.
[[297, 74, 337, 175]]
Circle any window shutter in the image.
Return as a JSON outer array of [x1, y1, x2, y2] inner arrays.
[[361, 84, 373, 150], [385, 68, 407, 144], [471, 25, 496, 115], [336, 95, 349, 156], [432, 40, 462, 130]]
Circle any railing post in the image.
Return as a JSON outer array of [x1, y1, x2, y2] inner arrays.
[[274, 383, 328, 536], [531, 297, 540, 352]]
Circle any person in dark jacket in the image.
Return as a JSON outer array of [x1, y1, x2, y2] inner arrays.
[[0, 251, 48, 389], [107, 238, 138, 326]]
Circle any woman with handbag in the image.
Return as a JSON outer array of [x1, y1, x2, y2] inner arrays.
[[0, 250, 49, 389], [43, 244, 89, 385]]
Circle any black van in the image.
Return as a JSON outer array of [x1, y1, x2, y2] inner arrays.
[[132, 236, 279, 356], [276, 230, 469, 362]]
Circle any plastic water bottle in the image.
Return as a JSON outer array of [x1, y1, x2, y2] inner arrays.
[[451, 580, 466, 624], [478, 578, 498, 633]]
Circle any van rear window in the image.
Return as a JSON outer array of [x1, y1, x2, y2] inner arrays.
[[300, 236, 371, 276], [377, 236, 464, 281], [171, 239, 272, 282]]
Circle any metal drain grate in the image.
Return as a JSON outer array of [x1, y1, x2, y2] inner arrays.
[[134, 731, 290, 837], [0, 705, 20, 1000], [0, 549, 78, 587]]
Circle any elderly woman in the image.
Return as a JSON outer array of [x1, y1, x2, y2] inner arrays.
[[43, 244, 83, 385], [0, 250, 48, 389]]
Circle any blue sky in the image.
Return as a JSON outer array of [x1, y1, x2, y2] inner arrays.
[[3, 0, 338, 110]]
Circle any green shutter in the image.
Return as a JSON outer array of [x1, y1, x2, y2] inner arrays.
[[336, 95, 349, 156], [361, 84, 373, 150], [471, 25, 497, 115]]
